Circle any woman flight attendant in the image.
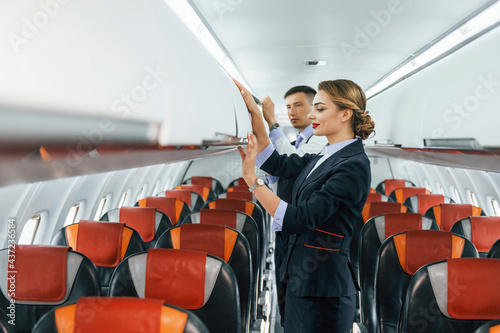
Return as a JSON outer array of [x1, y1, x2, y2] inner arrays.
[[235, 79, 375, 332]]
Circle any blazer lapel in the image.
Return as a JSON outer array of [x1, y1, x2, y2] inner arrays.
[[294, 140, 365, 199], [292, 154, 321, 199]]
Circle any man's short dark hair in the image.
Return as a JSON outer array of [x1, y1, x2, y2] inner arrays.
[[284, 85, 317, 104]]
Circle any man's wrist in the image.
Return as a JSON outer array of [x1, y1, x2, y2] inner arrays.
[[269, 122, 280, 132]]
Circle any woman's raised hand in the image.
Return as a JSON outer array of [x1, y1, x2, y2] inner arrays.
[[234, 77, 271, 155], [233, 78, 261, 116], [238, 133, 259, 187]]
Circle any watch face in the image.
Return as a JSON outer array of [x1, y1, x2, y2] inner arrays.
[[257, 178, 264, 186]]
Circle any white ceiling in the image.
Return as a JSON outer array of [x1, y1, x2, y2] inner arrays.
[[190, 0, 492, 116]]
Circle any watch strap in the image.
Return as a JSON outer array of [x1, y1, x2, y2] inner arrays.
[[249, 178, 264, 192], [269, 123, 280, 132]]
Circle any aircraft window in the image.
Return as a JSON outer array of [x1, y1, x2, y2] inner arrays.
[[491, 198, 500, 216], [424, 180, 432, 192], [19, 214, 41, 245], [438, 184, 445, 195], [137, 185, 147, 201], [152, 180, 161, 196], [118, 191, 129, 208], [94, 195, 110, 220], [469, 191, 479, 207], [64, 203, 81, 226], [453, 187, 462, 204]]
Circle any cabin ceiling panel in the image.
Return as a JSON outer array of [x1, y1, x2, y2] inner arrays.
[[191, 0, 491, 108]]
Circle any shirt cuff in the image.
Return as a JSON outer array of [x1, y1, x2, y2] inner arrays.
[[269, 127, 286, 146], [272, 200, 288, 232], [266, 175, 278, 184], [256, 143, 274, 168]]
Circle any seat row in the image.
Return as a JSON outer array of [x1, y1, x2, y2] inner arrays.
[[0, 176, 273, 333], [355, 178, 500, 333], [0, 244, 236, 332], [1, 222, 253, 333]]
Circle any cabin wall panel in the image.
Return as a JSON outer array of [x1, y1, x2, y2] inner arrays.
[[0, 183, 35, 247], [420, 165, 442, 194], [463, 169, 500, 215], [386, 159, 423, 187], [368, 156, 393, 189], [14, 178, 80, 244]]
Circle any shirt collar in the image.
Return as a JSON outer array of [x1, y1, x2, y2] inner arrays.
[[320, 138, 358, 156], [298, 123, 314, 141]]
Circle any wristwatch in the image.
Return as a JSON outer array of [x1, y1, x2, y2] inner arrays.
[[248, 178, 265, 192], [269, 122, 280, 132]]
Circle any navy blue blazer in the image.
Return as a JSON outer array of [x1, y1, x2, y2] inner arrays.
[[261, 139, 370, 297]]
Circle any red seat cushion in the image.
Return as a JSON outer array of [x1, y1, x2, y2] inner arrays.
[[200, 209, 237, 229], [12, 245, 69, 302], [470, 217, 500, 252], [76, 221, 124, 267], [145, 249, 206, 310], [447, 258, 500, 319], [165, 189, 191, 206], [417, 194, 444, 215], [120, 207, 156, 242], [384, 179, 406, 196], [191, 176, 214, 190], [384, 213, 422, 240]]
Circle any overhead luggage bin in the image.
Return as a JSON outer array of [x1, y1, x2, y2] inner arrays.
[[0, 0, 251, 148]]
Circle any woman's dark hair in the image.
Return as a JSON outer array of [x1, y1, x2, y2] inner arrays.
[[318, 79, 375, 140]]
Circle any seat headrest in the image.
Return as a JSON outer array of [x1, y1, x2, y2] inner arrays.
[[393, 230, 464, 275], [165, 190, 192, 206], [393, 187, 430, 204], [428, 259, 500, 320], [199, 209, 237, 229], [362, 202, 406, 222], [75, 221, 126, 267], [191, 176, 213, 190], [56, 297, 189, 333], [225, 191, 253, 202], [168, 224, 238, 262], [416, 194, 444, 215], [120, 207, 156, 242], [138, 197, 183, 224], [8, 245, 70, 303], [143, 249, 220, 310], [227, 185, 250, 192], [432, 204, 482, 231], [209, 198, 254, 215], [469, 217, 500, 252], [366, 192, 382, 202], [373, 214, 435, 243], [384, 179, 406, 196], [176, 185, 210, 201], [384, 213, 423, 240]]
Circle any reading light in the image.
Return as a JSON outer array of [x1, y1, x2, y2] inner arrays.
[[305, 60, 327, 66], [163, 0, 252, 91], [366, 1, 500, 99]]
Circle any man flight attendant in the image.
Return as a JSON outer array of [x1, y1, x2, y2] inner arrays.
[[258, 86, 327, 326]]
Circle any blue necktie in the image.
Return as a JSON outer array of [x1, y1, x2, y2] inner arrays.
[[295, 134, 303, 148]]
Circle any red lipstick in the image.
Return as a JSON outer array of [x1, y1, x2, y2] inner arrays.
[[312, 123, 319, 129]]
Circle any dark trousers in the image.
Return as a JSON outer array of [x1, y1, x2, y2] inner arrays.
[[274, 231, 287, 326], [283, 291, 355, 333]]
